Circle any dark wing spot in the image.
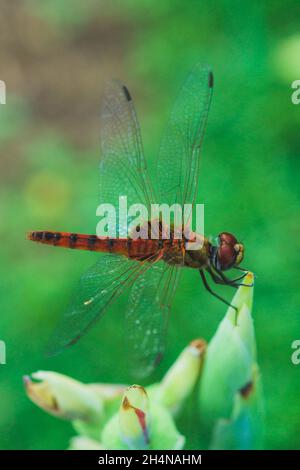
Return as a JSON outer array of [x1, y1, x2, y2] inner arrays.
[[122, 85, 132, 101], [208, 71, 214, 88], [53, 233, 61, 241]]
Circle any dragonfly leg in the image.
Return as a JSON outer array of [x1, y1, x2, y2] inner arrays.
[[207, 266, 238, 289], [234, 266, 248, 272], [199, 270, 237, 311], [213, 267, 252, 287]]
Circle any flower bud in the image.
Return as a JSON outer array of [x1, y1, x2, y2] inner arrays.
[[119, 385, 150, 450], [198, 272, 264, 449], [210, 365, 264, 450], [101, 384, 185, 450], [24, 371, 103, 422], [157, 339, 206, 414]]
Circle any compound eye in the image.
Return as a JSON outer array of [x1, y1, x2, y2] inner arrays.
[[218, 243, 236, 270], [218, 232, 238, 245], [216, 232, 241, 270]]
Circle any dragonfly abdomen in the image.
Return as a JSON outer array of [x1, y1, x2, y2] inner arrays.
[[27, 231, 161, 260]]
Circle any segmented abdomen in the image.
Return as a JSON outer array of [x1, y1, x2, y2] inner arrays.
[[27, 231, 165, 260]]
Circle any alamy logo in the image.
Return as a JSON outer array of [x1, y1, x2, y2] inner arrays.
[[0, 340, 6, 365], [0, 80, 6, 104], [96, 196, 205, 250], [291, 80, 300, 105], [291, 340, 300, 365]]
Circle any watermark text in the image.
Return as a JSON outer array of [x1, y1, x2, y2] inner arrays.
[[0, 340, 6, 365], [0, 80, 6, 104], [96, 196, 205, 250], [291, 340, 300, 365], [291, 80, 300, 104]]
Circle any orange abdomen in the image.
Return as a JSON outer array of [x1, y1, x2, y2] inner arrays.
[[27, 231, 162, 260]]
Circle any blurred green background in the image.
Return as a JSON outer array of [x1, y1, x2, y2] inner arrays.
[[1, 0, 300, 449]]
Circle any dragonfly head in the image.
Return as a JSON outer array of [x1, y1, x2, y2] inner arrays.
[[212, 232, 244, 271]]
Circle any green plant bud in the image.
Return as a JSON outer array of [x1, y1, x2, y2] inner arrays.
[[101, 385, 185, 450], [156, 339, 206, 414], [198, 272, 263, 449], [119, 385, 150, 450], [210, 365, 264, 450], [24, 371, 103, 422]]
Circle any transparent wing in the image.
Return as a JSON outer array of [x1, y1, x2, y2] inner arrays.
[[100, 80, 156, 234], [126, 262, 181, 377], [47, 254, 152, 356], [48, 81, 160, 356], [157, 64, 213, 207]]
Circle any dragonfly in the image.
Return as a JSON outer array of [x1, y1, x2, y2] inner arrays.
[[28, 64, 248, 376]]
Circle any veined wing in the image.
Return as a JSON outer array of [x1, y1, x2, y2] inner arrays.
[[47, 254, 155, 356], [126, 262, 181, 377], [48, 81, 159, 355], [100, 79, 156, 234], [157, 64, 213, 207]]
